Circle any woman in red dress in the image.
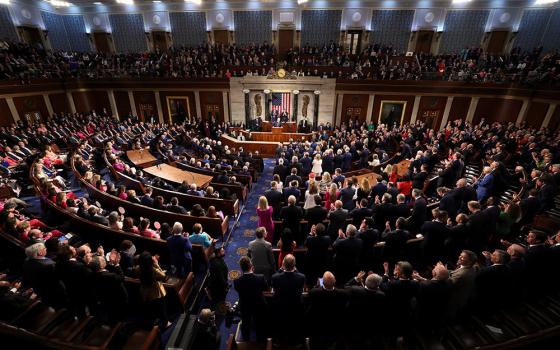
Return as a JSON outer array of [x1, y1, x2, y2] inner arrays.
[[256, 196, 274, 243]]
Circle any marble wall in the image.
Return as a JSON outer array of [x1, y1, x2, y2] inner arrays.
[[229, 76, 335, 126]]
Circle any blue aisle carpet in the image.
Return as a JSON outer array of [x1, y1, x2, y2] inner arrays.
[[217, 158, 275, 347]]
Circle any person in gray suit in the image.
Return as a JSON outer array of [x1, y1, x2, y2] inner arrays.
[[447, 250, 478, 319], [248, 227, 276, 282]]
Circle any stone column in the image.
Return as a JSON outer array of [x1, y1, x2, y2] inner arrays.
[[223, 91, 230, 122], [516, 99, 529, 126], [365, 94, 375, 124], [465, 97, 479, 123], [542, 103, 557, 128], [194, 91, 202, 120], [66, 91, 76, 113], [43, 94, 54, 118], [128, 91, 138, 117], [107, 90, 119, 120], [440, 96, 454, 130], [313, 91, 320, 129], [244, 90, 250, 128], [410, 96, 421, 124], [154, 91, 164, 123], [6, 98, 20, 122], [264, 90, 271, 120], [292, 91, 299, 121]]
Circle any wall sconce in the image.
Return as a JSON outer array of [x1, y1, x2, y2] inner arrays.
[[243, 89, 250, 94], [314, 90, 321, 95]]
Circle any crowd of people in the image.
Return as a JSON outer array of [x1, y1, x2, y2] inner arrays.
[[0, 107, 559, 348], [231, 117, 560, 346], [1, 38, 559, 84]]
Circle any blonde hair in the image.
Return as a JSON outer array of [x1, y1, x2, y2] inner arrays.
[[360, 177, 371, 192], [384, 164, 393, 175], [314, 153, 321, 160], [322, 172, 332, 183], [258, 196, 269, 210]]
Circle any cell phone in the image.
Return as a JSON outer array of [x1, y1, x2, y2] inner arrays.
[[318, 278, 324, 287]]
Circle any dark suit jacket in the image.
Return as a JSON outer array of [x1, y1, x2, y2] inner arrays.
[[280, 204, 304, 237], [475, 264, 513, 308], [304, 235, 331, 282], [382, 229, 410, 263], [265, 189, 283, 218], [349, 207, 373, 227], [380, 278, 420, 322], [141, 195, 154, 207], [345, 286, 386, 332], [420, 221, 452, 264], [23, 258, 66, 307], [283, 187, 301, 203], [409, 198, 427, 231], [439, 193, 458, 220], [273, 164, 288, 182], [333, 236, 363, 278], [233, 273, 268, 314], [271, 270, 305, 312], [305, 205, 328, 226], [327, 208, 349, 241], [168, 204, 187, 214], [339, 187, 356, 210], [306, 287, 348, 334], [412, 171, 429, 190], [416, 279, 451, 326], [285, 174, 303, 187]]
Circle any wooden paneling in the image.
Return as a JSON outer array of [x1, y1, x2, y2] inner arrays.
[[372, 95, 415, 125], [448, 97, 471, 122], [417, 96, 447, 129], [525, 102, 549, 128], [72, 91, 111, 114], [12, 95, 49, 122], [93, 32, 112, 53], [213, 30, 229, 45], [549, 106, 560, 132], [132, 91, 157, 122], [199, 91, 224, 123], [114, 91, 131, 119], [341, 94, 369, 124], [415, 30, 434, 54], [278, 29, 294, 56], [0, 98, 14, 126], [48, 93, 71, 114], [159, 91, 196, 123], [487, 30, 509, 54], [473, 98, 523, 125]]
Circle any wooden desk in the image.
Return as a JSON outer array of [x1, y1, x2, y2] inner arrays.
[[262, 121, 296, 133], [221, 135, 279, 157], [353, 171, 381, 187], [144, 164, 213, 188], [126, 150, 158, 168], [241, 131, 312, 143]]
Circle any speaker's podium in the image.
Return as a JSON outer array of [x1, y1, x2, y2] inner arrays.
[[262, 121, 297, 133]]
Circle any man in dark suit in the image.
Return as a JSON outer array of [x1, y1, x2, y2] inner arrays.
[[271, 254, 305, 344], [280, 195, 304, 243], [381, 261, 420, 332], [233, 256, 268, 342], [305, 195, 328, 226], [339, 179, 356, 210], [357, 217, 379, 271], [283, 180, 301, 203], [466, 201, 490, 253], [373, 193, 394, 232], [437, 187, 458, 221], [476, 249, 514, 310], [167, 223, 193, 278], [140, 187, 155, 207], [285, 168, 303, 186], [381, 218, 411, 269], [90, 255, 128, 322], [345, 273, 386, 344], [349, 198, 373, 227], [264, 181, 283, 219], [304, 223, 331, 286], [273, 158, 288, 182], [412, 263, 451, 328], [327, 200, 349, 241], [451, 178, 477, 214], [412, 164, 429, 190], [167, 197, 187, 214], [306, 271, 348, 348], [408, 189, 427, 232], [23, 243, 67, 308], [525, 230, 552, 294], [372, 180, 388, 199], [300, 152, 312, 176], [88, 206, 109, 226], [420, 209, 451, 265], [333, 224, 363, 285]]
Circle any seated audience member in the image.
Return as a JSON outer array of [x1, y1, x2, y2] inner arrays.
[[140, 187, 154, 206], [189, 223, 214, 248], [139, 218, 160, 239], [90, 255, 128, 323], [167, 197, 187, 214]]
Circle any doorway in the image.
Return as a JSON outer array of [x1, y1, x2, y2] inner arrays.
[[487, 30, 509, 54], [19, 27, 43, 46], [278, 29, 294, 56], [93, 32, 112, 53], [152, 31, 169, 51], [344, 107, 362, 125], [415, 30, 434, 54], [345, 30, 362, 55], [213, 30, 229, 45]]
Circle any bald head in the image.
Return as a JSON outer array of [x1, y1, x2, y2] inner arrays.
[[322, 271, 336, 290], [282, 254, 296, 271], [365, 273, 382, 290], [432, 264, 449, 280]]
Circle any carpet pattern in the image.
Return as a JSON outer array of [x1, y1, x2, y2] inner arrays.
[[218, 158, 275, 343]]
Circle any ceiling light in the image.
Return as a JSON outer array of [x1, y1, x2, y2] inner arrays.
[[185, 0, 201, 4], [93, 1, 102, 4], [46, 0, 73, 7], [0, 0, 10, 4], [297, 0, 308, 4], [116, 0, 133, 4], [534, 0, 558, 4], [153, 0, 161, 2], [451, 0, 472, 3]]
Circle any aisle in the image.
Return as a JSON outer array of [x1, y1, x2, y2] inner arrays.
[[218, 158, 275, 344]]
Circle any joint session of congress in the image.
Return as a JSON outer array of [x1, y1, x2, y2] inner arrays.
[[0, 0, 559, 349]]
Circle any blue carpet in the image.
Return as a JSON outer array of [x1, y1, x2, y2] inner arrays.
[[217, 158, 275, 347]]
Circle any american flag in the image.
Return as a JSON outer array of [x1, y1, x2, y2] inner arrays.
[[271, 92, 291, 114]]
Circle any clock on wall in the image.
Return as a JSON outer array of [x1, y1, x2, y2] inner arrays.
[[277, 69, 286, 78]]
